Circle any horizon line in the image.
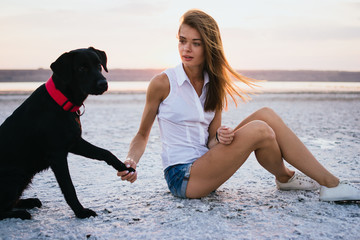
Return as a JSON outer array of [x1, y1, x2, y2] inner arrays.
[[0, 68, 359, 73]]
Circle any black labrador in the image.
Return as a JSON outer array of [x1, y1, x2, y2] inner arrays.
[[0, 47, 135, 220]]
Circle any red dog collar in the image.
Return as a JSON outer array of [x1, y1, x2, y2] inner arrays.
[[45, 77, 81, 112]]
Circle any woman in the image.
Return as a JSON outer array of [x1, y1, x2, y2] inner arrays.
[[118, 9, 360, 201]]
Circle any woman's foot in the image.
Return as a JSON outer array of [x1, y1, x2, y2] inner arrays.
[[276, 172, 320, 191], [320, 180, 360, 201]]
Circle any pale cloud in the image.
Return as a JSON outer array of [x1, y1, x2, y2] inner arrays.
[[110, 0, 170, 16], [0, 0, 359, 70]]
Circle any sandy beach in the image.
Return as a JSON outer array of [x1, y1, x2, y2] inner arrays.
[[0, 88, 359, 239]]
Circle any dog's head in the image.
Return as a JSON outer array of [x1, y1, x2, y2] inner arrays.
[[50, 47, 109, 103]]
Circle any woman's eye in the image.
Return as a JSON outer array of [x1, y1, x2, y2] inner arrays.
[[179, 39, 186, 44]]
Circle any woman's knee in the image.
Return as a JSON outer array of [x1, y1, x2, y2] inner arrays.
[[253, 120, 276, 140], [254, 107, 280, 122], [236, 120, 276, 144]]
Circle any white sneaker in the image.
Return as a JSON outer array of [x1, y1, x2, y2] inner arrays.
[[320, 180, 360, 201], [276, 172, 320, 191]]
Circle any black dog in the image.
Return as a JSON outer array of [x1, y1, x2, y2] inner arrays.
[[0, 47, 134, 220]]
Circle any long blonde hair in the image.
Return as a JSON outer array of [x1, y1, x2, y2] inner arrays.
[[179, 9, 257, 111]]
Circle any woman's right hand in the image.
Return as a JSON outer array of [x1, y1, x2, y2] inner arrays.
[[117, 158, 137, 183], [217, 126, 234, 145]]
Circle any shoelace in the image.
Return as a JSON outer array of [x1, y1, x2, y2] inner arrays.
[[293, 174, 317, 184]]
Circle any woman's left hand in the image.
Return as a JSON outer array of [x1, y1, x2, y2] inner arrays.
[[217, 126, 234, 145]]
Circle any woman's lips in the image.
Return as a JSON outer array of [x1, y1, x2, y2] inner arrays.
[[183, 55, 193, 61]]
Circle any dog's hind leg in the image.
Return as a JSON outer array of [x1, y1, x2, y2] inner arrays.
[[0, 188, 32, 220], [0, 209, 31, 220], [15, 198, 42, 209], [11, 172, 42, 209], [0, 172, 33, 220]]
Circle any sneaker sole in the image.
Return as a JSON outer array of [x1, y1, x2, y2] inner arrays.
[[277, 186, 320, 191], [320, 196, 360, 201]]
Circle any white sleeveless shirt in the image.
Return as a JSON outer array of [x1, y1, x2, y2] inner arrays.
[[157, 64, 215, 170]]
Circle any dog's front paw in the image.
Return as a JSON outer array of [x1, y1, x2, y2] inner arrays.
[[75, 208, 97, 219], [113, 161, 130, 172]]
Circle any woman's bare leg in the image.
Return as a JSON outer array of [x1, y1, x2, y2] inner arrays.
[[236, 107, 339, 188], [186, 120, 294, 198]]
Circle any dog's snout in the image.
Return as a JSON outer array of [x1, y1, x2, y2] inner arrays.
[[97, 79, 108, 92]]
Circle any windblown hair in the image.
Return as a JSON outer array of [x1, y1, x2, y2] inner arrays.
[[179, 9, 257, 111]]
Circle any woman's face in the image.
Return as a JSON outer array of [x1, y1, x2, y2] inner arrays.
[[178, 24, 205, 68]]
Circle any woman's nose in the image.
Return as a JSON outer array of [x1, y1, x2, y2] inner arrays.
[[184, 43, 191, 52]]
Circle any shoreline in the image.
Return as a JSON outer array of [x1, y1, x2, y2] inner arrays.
[[1, 81, 360, 94]]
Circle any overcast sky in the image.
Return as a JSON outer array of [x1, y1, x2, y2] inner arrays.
[[1, 0, 359, 70]]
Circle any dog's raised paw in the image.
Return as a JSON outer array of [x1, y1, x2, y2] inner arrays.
[[75, 208, 97, 219]]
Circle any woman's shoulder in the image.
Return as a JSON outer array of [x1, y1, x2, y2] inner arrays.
[[149, 72, 169, 89], [147, 73, 170, 101]]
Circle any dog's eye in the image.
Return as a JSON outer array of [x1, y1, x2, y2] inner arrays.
[[97, 64, 102, 71], [78, 66, 88, 72]]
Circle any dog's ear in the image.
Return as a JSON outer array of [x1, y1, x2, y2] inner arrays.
[[88, 47, 108, 72], [50, 52, 75, 86]]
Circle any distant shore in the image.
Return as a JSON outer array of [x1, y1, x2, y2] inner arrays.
[[0, 69, 360, 82], [1, 81, 360, 94]]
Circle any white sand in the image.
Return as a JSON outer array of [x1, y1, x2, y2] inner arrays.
[[0, 92, 359, 240]]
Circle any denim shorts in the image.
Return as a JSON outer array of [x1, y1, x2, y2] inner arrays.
[[164, 163, 192, 198]]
